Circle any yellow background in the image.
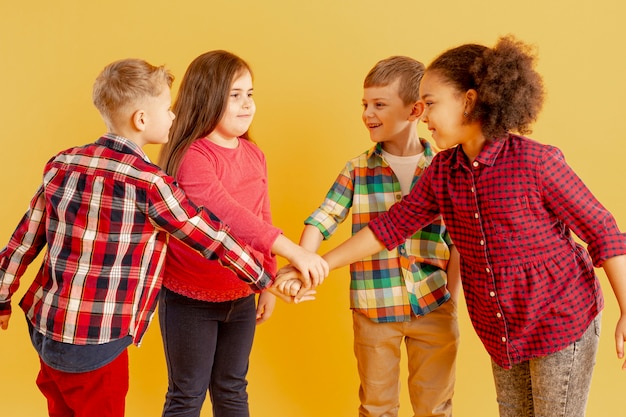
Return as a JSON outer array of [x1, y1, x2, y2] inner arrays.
[[1, 1, 625, 416]]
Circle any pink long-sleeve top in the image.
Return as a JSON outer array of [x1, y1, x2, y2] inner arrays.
[[163, 138, 281, 302]]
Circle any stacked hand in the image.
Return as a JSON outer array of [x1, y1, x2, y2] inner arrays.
[[273, 264, 318, 303]]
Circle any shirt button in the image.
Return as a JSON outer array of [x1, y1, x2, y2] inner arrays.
[[480, 240, 485, 246], [501, 337, 507, 343], [474, 213, 479, 219], [395, 194, 402, 201], [473, 161, 479, 168], [496, 312, 502, 318], [489, 291, 495, 297], [486, 268, 490, 273], [471, 187, 475, 193]]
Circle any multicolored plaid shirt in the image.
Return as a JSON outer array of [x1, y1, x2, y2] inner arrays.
[[306, 140, 452, 323], [0, 134, 270, 346], [370, 134, 626, 368]]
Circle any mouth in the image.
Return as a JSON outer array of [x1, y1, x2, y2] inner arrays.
[[367, 123, 382, 129]]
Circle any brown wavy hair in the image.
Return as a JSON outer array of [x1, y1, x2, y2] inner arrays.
[[427, 35, 545, 140], [158, 50, 252, 177]]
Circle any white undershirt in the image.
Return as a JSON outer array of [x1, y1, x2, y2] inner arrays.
[[381, 150, 424, 196]]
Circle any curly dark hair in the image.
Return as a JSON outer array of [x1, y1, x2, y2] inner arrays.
[[428, 35, 545, 140]]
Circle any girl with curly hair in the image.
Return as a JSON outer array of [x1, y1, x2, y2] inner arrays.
[[277, 35, 626, 417]]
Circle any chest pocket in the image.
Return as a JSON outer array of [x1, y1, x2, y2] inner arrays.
[[486, 196, 530, 240]]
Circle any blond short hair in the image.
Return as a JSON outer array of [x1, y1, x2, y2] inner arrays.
[[363, 56, 425, 105], [92, 58, 174, 125]]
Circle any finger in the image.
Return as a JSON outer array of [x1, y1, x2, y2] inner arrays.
[[299, 270, 312, 289], [616, 332, 624, 361], [285, 279, 302, 297], [274, 269, 300, 287], [295, 286, 315, 302]]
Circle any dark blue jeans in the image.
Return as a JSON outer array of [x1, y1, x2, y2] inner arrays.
[[159, 288, 257, 417]]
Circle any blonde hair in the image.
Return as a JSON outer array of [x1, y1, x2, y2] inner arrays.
[[363, 56, 425, 105], [92, 58, 174, 126]]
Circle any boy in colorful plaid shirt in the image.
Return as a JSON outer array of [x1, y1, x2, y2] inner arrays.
[[279, 56, 460, 417], [0, 58, 326, 417]]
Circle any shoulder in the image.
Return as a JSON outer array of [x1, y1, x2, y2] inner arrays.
[[240, 138, 266, 156], [505, 134, 563, 161]]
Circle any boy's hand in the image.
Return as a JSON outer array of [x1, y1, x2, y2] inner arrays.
[[274, 266, 318, 302], [268, 283, 316, 304], [275, 264, 301, 286], [0, 314, 10, 330]]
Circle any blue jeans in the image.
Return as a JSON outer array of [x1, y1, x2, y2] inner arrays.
[[491, 314, 600, 417], [159, 288, 257, 417]]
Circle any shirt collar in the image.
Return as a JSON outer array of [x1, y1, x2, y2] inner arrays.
[[450, 135, 508, 169], [367, 138, 434, 169], [97, 133, 151, 163]]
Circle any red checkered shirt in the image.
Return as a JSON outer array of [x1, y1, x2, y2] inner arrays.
[[370, 134, 626, 368], [0, 134, 270, 345]]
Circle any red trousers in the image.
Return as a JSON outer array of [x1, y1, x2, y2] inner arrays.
[[36, 349, 129, 417]]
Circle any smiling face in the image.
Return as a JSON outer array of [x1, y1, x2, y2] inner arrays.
[[361, 78, 418, 148], [419, 71, 469, 150], [207, 70, 255, 146]]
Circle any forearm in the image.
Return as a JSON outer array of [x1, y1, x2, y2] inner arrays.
[[299, 225, 324, 253], [271, 234, 306, 262], [603, 254, 626, 315], [322, 226, 385, 271]]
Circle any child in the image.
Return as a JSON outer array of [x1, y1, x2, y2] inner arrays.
[[280, 36, 626, 417], [156, 50, 324, 417], [281, 56, 461, 417], [0, 58, 286, 417]]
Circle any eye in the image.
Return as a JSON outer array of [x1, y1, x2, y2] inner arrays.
[[375, 102, 386, 109], [424, 101, 433, 107], [231, 93, 240, 98]]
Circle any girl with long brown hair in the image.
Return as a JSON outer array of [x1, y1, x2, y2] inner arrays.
[[158, 50, 325, 417]]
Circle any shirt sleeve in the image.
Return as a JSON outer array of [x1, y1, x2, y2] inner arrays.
[[369, 163, 441, 251], [539, 145, 626, 266], [305, 162, 354, 239], [0, 183, 49, 314], [147, 175, 272, 290]]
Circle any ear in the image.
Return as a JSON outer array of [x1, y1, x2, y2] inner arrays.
[[464, 89, 478, 114], [132, 109, 147, 132], [408, 100, 425, 121]]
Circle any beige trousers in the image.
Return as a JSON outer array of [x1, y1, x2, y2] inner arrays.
[[352, 300, 459, 417]]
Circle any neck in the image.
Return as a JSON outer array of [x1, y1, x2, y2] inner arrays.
[[206, 133, 239, 149], [381, 136, 423, 157]]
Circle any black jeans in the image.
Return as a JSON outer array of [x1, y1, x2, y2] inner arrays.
[[159, 288, 257, 417]]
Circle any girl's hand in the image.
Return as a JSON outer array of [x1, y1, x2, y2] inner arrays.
[[256, 291, 276, 324], [615, 313, 626, 370], [286, 246, 329, 289]]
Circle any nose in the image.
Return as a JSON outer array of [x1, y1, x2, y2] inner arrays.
[[170, 110, 176, 120]]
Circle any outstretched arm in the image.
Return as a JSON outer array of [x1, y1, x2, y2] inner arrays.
[[275, 226, 385, 299]]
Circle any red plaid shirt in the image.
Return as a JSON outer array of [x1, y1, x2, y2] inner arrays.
[[370, 134, 626, 368], [0, 134, 270, 345]]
